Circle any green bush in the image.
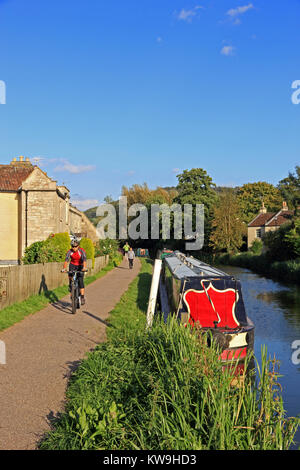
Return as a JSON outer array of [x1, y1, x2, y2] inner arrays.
[[249, 238, 263, 255], [216, 251, 300, 285], [263, 218, 300, 261], [80, 237, 95, 267], [23, 233, 71, 264], [23, 241, 49, 264], [45, 232, 71, 261], [95, 239, 119, 257]]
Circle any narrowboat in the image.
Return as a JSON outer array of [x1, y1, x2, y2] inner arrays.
[[159, 251, 254, 367], [135, 248, 149, 257], [157, 248, 174, 261]]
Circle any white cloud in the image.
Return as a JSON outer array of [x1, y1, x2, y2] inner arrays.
[[72, 198, 99, 211], [227, 3, 254, 18], [176, 5, 204, 22], [172, 168, 181, 174], [225, 3, 254, 25], [54, 160, 96, 174], [221, 45, 235, 56], [178, 8, 196, 21], [31, 156, 96, 175]]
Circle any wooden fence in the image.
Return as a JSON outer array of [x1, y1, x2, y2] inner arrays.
[[0, 255, 109, 310]]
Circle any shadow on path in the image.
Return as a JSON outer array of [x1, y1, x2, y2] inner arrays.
[[39, 275, 60, 303], [82, 310, 113, 328], [50, 300, 73, 315]]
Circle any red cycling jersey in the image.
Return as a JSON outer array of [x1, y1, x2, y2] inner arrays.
[[65, 247, 87, 266]]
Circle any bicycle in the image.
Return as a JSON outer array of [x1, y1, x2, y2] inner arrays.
[[62, 269, 86, 314]]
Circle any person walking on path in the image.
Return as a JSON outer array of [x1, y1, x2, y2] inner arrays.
[[123, 242, 130, 259], [128, 247, 135, 269]]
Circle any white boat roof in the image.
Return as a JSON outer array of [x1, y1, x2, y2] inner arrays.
[[163, 251, 231, 280]]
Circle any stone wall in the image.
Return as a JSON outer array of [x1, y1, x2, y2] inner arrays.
[[69, 206, 82, 235], [69, 205, 99, 243], [21, 167, 68, 248]]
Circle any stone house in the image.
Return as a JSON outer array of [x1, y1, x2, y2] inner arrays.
[[0, 156, 98, 264], [247, 201, 294, 249]]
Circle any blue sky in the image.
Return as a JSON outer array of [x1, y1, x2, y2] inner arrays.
[[0, 0, 300, 209]]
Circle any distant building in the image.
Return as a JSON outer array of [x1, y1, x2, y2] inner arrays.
[[247, 201, 294, 249], [0, 156, 98, 264]]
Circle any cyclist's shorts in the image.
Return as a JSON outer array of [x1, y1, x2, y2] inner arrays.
[[69, 263, 85, 289]]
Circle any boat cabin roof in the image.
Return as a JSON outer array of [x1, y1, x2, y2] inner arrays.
[[163, 251, 232, 280]]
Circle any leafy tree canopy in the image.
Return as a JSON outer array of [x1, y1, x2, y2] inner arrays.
[[174, 168, 217, 215], [210, 188, 246, 254], [237, 181, 282, 223], [278, 166, 300, 209], [121, 183, 177, 207]]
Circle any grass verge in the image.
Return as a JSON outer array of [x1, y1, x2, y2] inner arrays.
[[0, 254, 122, 332], [39, 258, 300, 450]]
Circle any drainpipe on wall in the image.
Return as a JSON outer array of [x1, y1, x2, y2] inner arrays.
[[25, 190, 28, 249]]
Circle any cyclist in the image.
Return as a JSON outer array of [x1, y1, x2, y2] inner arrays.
[[62, 238, 88, 305]]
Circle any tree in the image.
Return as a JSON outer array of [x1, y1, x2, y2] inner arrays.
[[121, 184, 177, 207], [175, 168, 217, 207], [263, 220, 300, 261], [237, 182, 282, 223], [174, 168, 218, 249], [209, 189, 246, 253], [278, 166, 300, 210]]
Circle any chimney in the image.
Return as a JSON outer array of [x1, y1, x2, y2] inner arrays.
[[259, 201, 267, 214], [282, 201, 288, 211], [10, 156, 32, 166]]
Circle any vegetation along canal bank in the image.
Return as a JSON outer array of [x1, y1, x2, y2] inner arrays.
[[215, 252, 300, 286], [40, 258, 300, 450], [219, 264, 300, 450]]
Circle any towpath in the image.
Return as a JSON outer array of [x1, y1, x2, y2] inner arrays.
[[0, 257, 141, 450]]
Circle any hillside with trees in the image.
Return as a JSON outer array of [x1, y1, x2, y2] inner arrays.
[[84, 166, 300, 271]]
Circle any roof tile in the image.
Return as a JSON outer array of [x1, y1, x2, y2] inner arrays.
[[266, 210, 294, 227], [248, 212, 275, 227], [0, 164, 34, 191]]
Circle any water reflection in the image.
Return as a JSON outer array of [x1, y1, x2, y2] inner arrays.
[[218, 265, 300, 449]]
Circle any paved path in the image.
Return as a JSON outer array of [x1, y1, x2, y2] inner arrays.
[[0, 257, 141, 450]]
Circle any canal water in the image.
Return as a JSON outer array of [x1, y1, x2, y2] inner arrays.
[[219, 265, 300, 449]]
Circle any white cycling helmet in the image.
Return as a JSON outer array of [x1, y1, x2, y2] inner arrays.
[[71, 237, 80, 247]]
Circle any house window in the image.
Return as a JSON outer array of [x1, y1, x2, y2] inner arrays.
[[256, 229, 262, 238]]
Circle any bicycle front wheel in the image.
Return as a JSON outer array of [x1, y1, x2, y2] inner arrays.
[[71, 284, 77, 314]]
